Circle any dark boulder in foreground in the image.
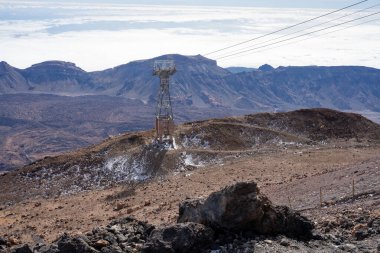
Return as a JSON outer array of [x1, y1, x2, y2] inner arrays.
[[142, 222, 214, 253], [178, 181, 313, 239], [1, 182, 316, 253]]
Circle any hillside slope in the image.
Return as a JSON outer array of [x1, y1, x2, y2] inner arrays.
[[0, 93, 248, 171], [0, 108, 380, 252], [1, 108, 379, 205]]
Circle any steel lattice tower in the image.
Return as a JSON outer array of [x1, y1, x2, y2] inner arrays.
[[153, 60, 176, 143]]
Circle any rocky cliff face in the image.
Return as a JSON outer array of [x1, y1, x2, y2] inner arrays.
[[22, 61, 94, 94], [0, 61, 28, 93], [227, 66, 380, 111]]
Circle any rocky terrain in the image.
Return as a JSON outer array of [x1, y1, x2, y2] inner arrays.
[[0, 108, 379, 252], [1, 54, 380, 170]]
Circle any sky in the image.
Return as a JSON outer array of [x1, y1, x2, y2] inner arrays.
[[0, 0, 379, 71]]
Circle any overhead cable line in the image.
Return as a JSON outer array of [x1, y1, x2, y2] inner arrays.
[[213, 3, 380, 59], [215, 10, 380, 60], [204, 0, 369, 56], [218, 16, 380, 61]]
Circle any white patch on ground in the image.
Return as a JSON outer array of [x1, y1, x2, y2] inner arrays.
[[184, 153, 204, 167], [181, 134, 210, 149], [172, 137, 178, 150], [177, 151, 223, 174], [105, 155, 130, 175], [129, 159, 150, 181], [22, 147, 167, 197], [278, 140, 296, 146], [104, 155, 151, 182]]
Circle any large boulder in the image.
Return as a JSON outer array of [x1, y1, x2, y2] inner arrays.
[[142, 222, 214, 253], [177, 181, 313, 239]]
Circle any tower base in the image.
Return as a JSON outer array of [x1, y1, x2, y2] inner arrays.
[[155, 118, 175, 143]]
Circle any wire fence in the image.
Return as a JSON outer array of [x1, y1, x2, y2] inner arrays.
[[279, 171, 380, 211]]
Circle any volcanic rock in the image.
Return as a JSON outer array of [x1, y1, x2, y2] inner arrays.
[[142, 222, 214, 253], [9, 244, 33, 253], [93, 239, 108, 249], [177, 181, 313, 238], [8, 237, 20, 246], [57, 234, 98, 253], [351, 224, 369, 240], [0, 237, 6, 246]]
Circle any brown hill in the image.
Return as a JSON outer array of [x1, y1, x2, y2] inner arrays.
[[0, 108, 379, 205]]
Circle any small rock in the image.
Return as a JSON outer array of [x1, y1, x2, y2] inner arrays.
[[339, 243, 357, 251], [144, 200, 151, 206], [243, 248, 253, 253], [264, 239, 273, 244], [8, 236, 21, 246], [351, 224, 368, 240], [114, 202, 126, 211], [116, 234, 128, 243], [279, 238, 290, 246], [34, 202, 41, 207], [94, 239, 109, 249], [134, 243, 144, 250]]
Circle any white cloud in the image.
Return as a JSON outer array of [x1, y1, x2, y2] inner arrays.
[[0, 1, 379, 70]]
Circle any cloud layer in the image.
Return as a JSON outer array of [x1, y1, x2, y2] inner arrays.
[[0, 1, 379, 71]]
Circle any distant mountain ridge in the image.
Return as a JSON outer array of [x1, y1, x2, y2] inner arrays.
[[1, 54, 380, 112]]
